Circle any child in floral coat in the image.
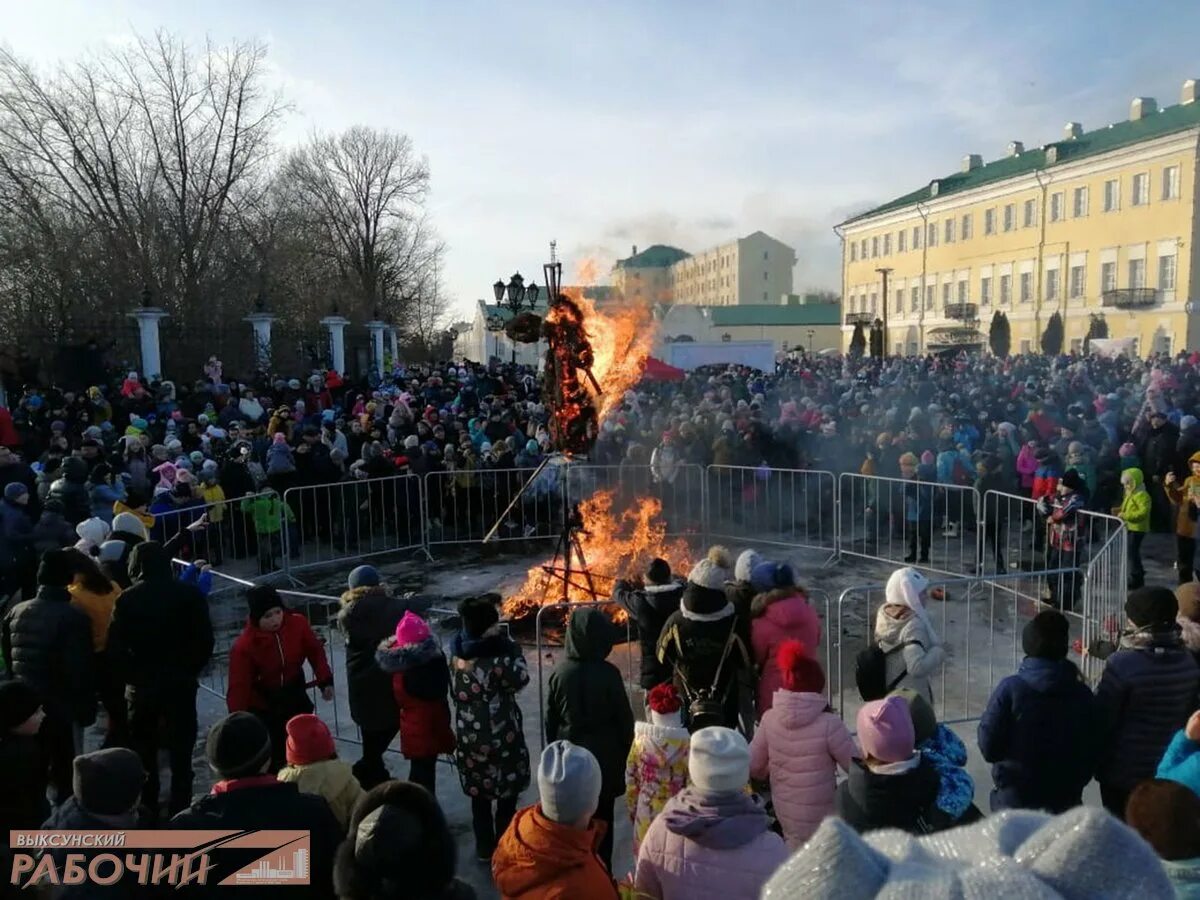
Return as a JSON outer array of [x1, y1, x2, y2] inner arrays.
[[624, 683, 690, 855]]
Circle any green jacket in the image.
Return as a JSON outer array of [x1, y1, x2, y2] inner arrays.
[[1118, 468, 1151, 533], [240, 494, 294, 535]]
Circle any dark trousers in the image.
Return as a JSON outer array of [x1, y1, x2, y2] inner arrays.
[[96, 653, 128, 747], [1128, 531, 1146, 588], [408, 756, 437, 795], [41, 711, 77, 804], [354, 727, 396, 790], [1100, 782, 1131, 818], [1179, 535, 1197, 584], [128, 685, 199, 816], [906, 524, 931, 562], [595, 790, 617, 874], [470, 795, 518, 858], [978, 520, 1006, 572]]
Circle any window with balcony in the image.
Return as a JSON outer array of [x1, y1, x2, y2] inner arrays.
[[1101, 261, 1117, 293], [898, 230, 907, 253], [1132, 173, 1150, 206], [1045, 268, 1060, 301], [1128, 258, 1146, 289], [984, 208, 996, 235], [883, 233, 892, 255], [1069, 265, 1085, 299], [1050, 192, 1065, 222], [910, 287, 919, 311], [1159, 253, 1177, 290], [944, 218, 955, 243], [870, 292, 878, 313], [1023, 199, 1037, 228], [980, 276, 992, 305], [927, 223, 938, 247], [1073, 186, 1089, 217], [1163, 165, 1181, 201], [999, 274, 1012, 304], [942, 283, 951, 306], [1003, 204, 1015, 231], [1103, 179, 1120, 212], [957, 279, 968, 302], [961, 213, 973, 240], [1020, 272, 1033, 302]]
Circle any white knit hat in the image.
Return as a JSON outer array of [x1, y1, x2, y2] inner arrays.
[[689, 726, 749, 794], [688, 546, 732, 592], [538, 741, 601, 826]]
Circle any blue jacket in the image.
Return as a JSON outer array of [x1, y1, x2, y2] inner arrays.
[[978, 657, 1101, 812], [919, 724, 975, 820], [904, 466, 935, 522], [1095, 632, 1200, 793]]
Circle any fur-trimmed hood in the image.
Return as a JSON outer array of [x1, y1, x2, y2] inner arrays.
[[376, 634, 443, 673], [1178, 613, 1200, 654], [751, 587, 809, 618]]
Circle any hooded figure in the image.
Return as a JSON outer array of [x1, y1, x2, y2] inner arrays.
[[749, 577, 821, 717], [872, 567, 946, 703], [544, 606, 635, 872], [610, 558, 685, 689], [106, 541, 214, 815]]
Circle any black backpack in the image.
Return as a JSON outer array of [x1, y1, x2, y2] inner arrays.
[[855, 640, 919, 701]]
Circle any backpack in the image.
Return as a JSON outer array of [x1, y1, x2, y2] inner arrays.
[[855, 640, 920, 701], [671, 622, 743, 732]]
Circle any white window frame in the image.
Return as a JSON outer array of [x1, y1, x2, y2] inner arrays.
[[898, 230, 907, 253], [924, 285, 934, 309], [1045, 268, 1060, 301], [944, 218, 955, 243], [980, 275, 992, 305], [1100, 261, 1117, 293], [927, 222, 938, 247], [1132, 172, 1150, 206], [883, 233, 892, 255], [957, 278, 968, 302], [1104, 178, 1120, 212], [1003, 203, 1015, 232], [984, 208, 996, 235], [871, 236, 879, 258], [999, 273, 1012, 305], [910, 286, 919, 311], [1163, 166, 1180, 201], [1019, 271, 1033, 303], [912, 226, 922, 249], [1050, 192, 1065, 222], [961, 213, 972, 240], [1128, 258, 1146, 289], [1073, 186, 1089, 217], [1069, 264, 1085, 300], [1023, 198, 1037, 228], [1159, 253, 1177, 291]]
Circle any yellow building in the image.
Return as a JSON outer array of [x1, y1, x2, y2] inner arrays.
[[838, 82, 1200, 356]]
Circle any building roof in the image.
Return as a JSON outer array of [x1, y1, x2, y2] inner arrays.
[[842, 98, 1200, 226], [613, 244, 691, 269], [709, 304, 841, 327]]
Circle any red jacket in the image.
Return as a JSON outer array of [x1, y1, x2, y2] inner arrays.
[[227, 611, 334, 713], [376, 636, 454, 760]]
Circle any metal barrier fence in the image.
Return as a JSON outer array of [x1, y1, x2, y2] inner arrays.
[[565, 463, 705, 540], [837, 473, 981, 576], [832, 568, 1087, 728], [282, 473, 426, 574], [151, 490, 279, 578], [705, 465, 836, 560], [424, 465, 564, 550]]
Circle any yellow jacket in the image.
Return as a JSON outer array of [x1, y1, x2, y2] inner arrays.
[[68, 579, 122, 652], [200, 483, 227, 523], [276, 758, 364, 829], [112, 501, 154, 531]]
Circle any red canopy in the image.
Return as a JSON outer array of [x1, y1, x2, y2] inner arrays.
[[641, 357, 686, 382]]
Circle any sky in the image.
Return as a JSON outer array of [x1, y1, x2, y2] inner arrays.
[[5, 0, 1200, 322]]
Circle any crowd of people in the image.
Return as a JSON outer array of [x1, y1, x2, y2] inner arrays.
[[3, 348, 1200, 897]]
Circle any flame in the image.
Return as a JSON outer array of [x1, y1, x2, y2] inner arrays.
[[562, 285, 655, 424], [502, 489, 693, 620]]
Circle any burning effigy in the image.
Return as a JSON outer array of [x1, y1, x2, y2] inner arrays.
[[494, 253, 690, 618]]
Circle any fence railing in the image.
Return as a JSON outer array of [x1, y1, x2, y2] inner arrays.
[[705, 465, 836, 560]]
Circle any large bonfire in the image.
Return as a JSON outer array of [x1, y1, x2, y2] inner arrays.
[[499, 263, 693, 619]]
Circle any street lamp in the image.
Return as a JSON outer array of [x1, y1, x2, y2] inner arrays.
[[485, 311, 505, 362], [875, 267, 893, 357], [494, 271, 539, 364], [807, 328, 815, 353]]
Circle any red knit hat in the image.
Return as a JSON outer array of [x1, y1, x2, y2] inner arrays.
[[285, 714, 335, 766], [647, 682, 682, 715], [777, 639, 826, 693]]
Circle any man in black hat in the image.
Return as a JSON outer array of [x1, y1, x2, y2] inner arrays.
[[170, 712, 342, 897], [612, 557, 685, 691], [1, 549, 93, 802]]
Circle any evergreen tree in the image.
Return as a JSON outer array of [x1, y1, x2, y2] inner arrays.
[[849, 321, 866, 357], [989, 310, 1011, 357], [1083, 313, 1109, 353], [1041, 311, 1064, 356]]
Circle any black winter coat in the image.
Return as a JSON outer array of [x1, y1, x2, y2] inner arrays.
[[978, 657, 1101, 812], [1095, 630, 1200, 792], [1, 586, 93, 723], [544, 607, 635, 800], [337, 586, 433, 732], [0, 732, 49, 830], [106, 541, 214, 693], [611, 577, 684, 689], [46, 457, 91, 526], [835, 757, 942, 834], [40, 798, 147, 899], [657, 600, 750, 722], [169, 778, 342, 899]]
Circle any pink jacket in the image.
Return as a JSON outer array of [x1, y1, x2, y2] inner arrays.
[[749, 690, 858, 848], [750, 590, 821, 716], [634, 790, 787, 900], [1016, 444, 1039, 490]]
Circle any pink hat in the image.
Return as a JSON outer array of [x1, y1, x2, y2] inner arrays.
[[920, 450, 935, 465], [272, 432, 287, 445], [395, 610, 431, 645], [856, 696, 915, 763], [1119, 442, 1136, 457]]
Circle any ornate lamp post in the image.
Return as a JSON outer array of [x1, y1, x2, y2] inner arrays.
[[493, 272, 541, 364]]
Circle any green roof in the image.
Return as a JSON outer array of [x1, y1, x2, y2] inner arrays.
[[614, 244, 690, 269], [843, 99, 1200, 225], [709, 304, 840, 327]]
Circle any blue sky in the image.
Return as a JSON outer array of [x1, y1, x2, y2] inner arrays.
[[6, 0, 1200, 321]]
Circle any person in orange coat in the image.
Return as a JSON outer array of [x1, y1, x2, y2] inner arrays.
[[226, 585, 335, 772], [374, 610, 455, 795], [493, 740, 617, 900]]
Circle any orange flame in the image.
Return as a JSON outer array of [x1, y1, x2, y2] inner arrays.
[[502, 489, 693, 620]]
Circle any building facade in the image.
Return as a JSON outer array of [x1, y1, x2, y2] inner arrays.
[[839, 81, 1200, 357], [612, 231, 797, 307], [656, 299, 841, 353]]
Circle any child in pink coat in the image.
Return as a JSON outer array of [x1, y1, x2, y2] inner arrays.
[[749, 640, 858, 848], [748, 566, 821, 717]]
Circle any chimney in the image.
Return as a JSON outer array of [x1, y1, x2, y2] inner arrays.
[[1063, 122, 1083, 140], [1184, 80, 1199, 105], [1130, 97, 1157, 120], [962, 154, 982, 173], [929, 180, 940, 197], [631, 244, 638, 256], [1007, 141, 1024, 157]]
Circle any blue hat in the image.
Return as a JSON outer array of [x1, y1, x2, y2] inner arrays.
[[750, 561, 795, 593], [348, 565, 380, 590], [3, 482, 28, 501]]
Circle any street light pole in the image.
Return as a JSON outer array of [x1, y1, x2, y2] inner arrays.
[[876, 267, 893, 357], [807, 328, 814, 353], [494, 272, 540, 365]]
